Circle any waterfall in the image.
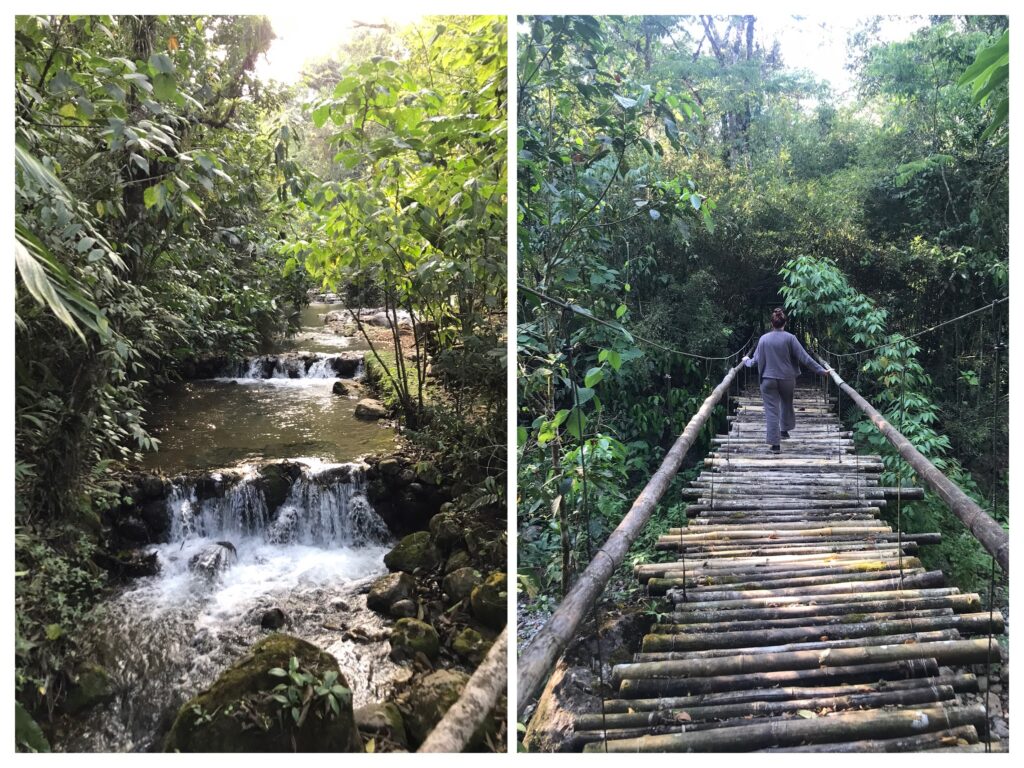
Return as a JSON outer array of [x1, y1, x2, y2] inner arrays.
[[165, 463, 389, 548]]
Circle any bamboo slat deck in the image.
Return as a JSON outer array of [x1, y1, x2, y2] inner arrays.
[[574, 384, 1004, 752]]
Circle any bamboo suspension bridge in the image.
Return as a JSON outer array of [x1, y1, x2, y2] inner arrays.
[[517, 309, 1009, 752]]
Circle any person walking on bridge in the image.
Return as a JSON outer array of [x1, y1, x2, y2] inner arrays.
[[742, 308, 832, 454]]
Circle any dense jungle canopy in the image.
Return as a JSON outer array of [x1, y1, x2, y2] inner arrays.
[[15, 14, 506, 752], [517, 15, 1009, 614]]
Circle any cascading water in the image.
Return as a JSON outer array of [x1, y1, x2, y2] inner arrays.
[[60, 463, 407, 753]]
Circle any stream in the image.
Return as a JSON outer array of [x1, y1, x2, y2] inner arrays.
[[60, 304, 405, 752]]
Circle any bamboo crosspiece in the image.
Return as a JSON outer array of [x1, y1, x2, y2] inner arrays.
[[571, 379, 1005, 752]]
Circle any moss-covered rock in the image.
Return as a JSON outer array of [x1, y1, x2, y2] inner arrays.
[[444, 549, 473, 573], [452, 628, 492, 665], [428, 509, 464, 552], [65, 662, 114, 714], [354, 702, 408, 749], [442, 567, 482, 605], [470, 572, 507, 630], [366, 572, 416, 615], [389, 618, 439, 661], [400, 669, 497, 749], [383, 531, 441, 574], [164, 634, 361, 753]]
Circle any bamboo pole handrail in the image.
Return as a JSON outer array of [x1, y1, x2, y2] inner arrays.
[[813, 353, 1009, 573], [516, 358, 747, 718]]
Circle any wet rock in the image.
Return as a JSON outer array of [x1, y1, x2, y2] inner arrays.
[[377, 458, 403, 478], [140, 499, 170, 540], [95, 549, 160, 579], [117, 517, 150, 544], [389, 618, 439, 661], [354, 399, 388, 421], [332, 380, 352, 396], [164, 634, 362, 752], [330, 353, 363, 377], [188, 542, 237, 579], [257, 463, 293, 515], [470, 572, 507, 630], [65, 662, 115, 714], [131, 473, 168, 502], [390, 599, 417, 618], [400, 669, 496, 749], [444, 550, 472, 574], [366, 572, 416, 615], [398, 468, 417, 486], [354, 702, 408, 749], [260, 608, 289, 630], [443, 567, 482, 605], [452, 628, 491, 665], [383, 531, 441, 575]]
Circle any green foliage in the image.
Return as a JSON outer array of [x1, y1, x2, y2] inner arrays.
[[958, 29, 1008, 141], [267, 656, 352, 728]]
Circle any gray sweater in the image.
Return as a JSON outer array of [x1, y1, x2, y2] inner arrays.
[[744, 330, 825, 380]]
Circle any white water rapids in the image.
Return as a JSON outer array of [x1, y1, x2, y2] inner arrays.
[[59, 463, 409, 752]]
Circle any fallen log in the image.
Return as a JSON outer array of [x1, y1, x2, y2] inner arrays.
[[763, 725, 980, 752], [665, 593, 980, 623]]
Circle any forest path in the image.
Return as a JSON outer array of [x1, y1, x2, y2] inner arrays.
[[574, 384, 1005, 752]]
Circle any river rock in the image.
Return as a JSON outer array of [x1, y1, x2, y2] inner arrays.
[[95, 549, 160, 579], [65, 662, 115, 714], [260, 608, 289, 630], [354, 702, 408, 749], [444, 549, 473, 574], [429, 509, 464, 552], [188, 542, 236, 579], [390, 599, 417, 618], [256, 463, 293, 515], [140, 499, 170, 539], [389, 618, 439, 661], [400, 669, 496, 749], [452, 627, 492, 665], [367, 572, 416, 615], [470, 572, 507, 630], [332, 380, 352, 396], [377, 458, 403, 478], [116, 517, 150, 544], [383, 531, 441, 574], [164, 634, 362, 752], [354, 399, 388, 421], [443, 567, 482, 605]]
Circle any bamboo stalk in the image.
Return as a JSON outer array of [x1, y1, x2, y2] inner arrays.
[[637, 558, 922, 582], [665, 594, 980, 623], [575, 684, 955, 732], [817, 357, 1009, 572], [762, 725, 980, 752], [581, 704, 986, 752], [641, 612, 1002, 653], [617, 658, 939, 698], [602, 673, 978, 713], [648, 567, 925, 595], [612, 638, 1000, 684], [651, 606, 952, 633], [668, 587, 962, 611]]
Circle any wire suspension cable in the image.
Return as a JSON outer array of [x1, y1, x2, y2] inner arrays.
[[519, 283, 754, 362], [819, 297, 1008, 359], [983, 300, 1001, 752]]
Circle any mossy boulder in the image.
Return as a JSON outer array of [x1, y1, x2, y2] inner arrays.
[[452, 628, 492, 665], [428, 509, 464, 552], [383, 531, 441, 574], [389, 618, 439, 661], [470, 572, 507, 630], [442, 567, 482, 605], [366, 572, 416, 615], [65, 662, 114, 714], [400, 669, 497, 749], [257, 463, 293, 515], [164, 634, 361, 752], [444, 549, 473, 573], [354, 702, 408, 749]]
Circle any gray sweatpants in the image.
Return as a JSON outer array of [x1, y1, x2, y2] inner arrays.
[[760, 377, 796, 446]]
